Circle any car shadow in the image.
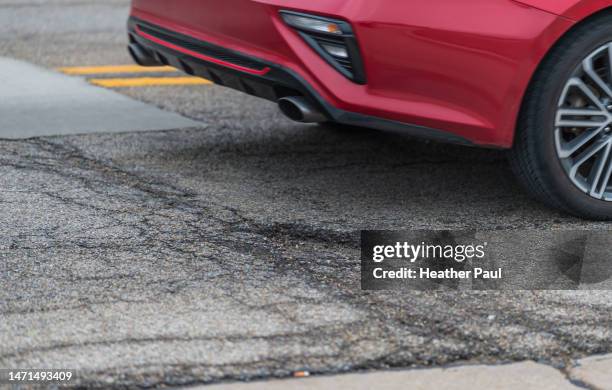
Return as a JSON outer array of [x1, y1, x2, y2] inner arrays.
[[139, 118, 575, 227]]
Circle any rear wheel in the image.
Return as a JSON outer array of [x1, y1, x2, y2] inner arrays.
[[510, 13, 612, 219]]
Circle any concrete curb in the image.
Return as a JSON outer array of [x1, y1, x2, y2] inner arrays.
[[0, 56, 202, 139], [569, 354, 612, 390], [197, 361, 584, 390]]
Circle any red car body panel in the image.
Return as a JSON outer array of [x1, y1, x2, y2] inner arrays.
[[130, 0, 610, 147]]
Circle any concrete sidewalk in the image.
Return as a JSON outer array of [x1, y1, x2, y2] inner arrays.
[[0, 57, 201, 138], [201, 356, 612, 390], [570, 354, 612, 390]]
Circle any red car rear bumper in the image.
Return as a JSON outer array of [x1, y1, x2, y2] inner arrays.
[[129, 0, 576, 148]]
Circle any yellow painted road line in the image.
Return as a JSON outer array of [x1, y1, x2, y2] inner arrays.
[[58, 65, 176, 75], [90, 77, 212, 88]]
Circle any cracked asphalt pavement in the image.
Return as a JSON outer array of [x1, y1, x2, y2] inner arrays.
[[0, 0, 611, 388]]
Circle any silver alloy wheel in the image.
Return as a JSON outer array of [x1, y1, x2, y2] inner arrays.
[[555, 43, 612, 201]]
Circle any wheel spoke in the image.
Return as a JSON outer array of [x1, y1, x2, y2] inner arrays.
[[608, 42, 612, 81], [583, 48, 612, 101], [566, 77, 607, 111], [556, 125, 606, 159], [588, 141, 612, 198], [569, 138, 611, 181], [555, 108, 609, 128]]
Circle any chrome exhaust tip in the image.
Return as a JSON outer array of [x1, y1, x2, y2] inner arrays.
[[278, 96, 326, 123]]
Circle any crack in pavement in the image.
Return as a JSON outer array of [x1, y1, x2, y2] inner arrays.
[[1, 130, 611, 388]]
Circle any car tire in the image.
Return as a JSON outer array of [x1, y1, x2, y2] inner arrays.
[[509, 12, 612, 220]]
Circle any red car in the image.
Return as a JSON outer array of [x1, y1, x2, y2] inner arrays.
[[129, 0, 612, 219]]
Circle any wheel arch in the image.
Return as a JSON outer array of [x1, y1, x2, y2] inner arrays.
[[512, 0, 611, 21], [561, 2, 612, 21], [510, 5, 612, 148]]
